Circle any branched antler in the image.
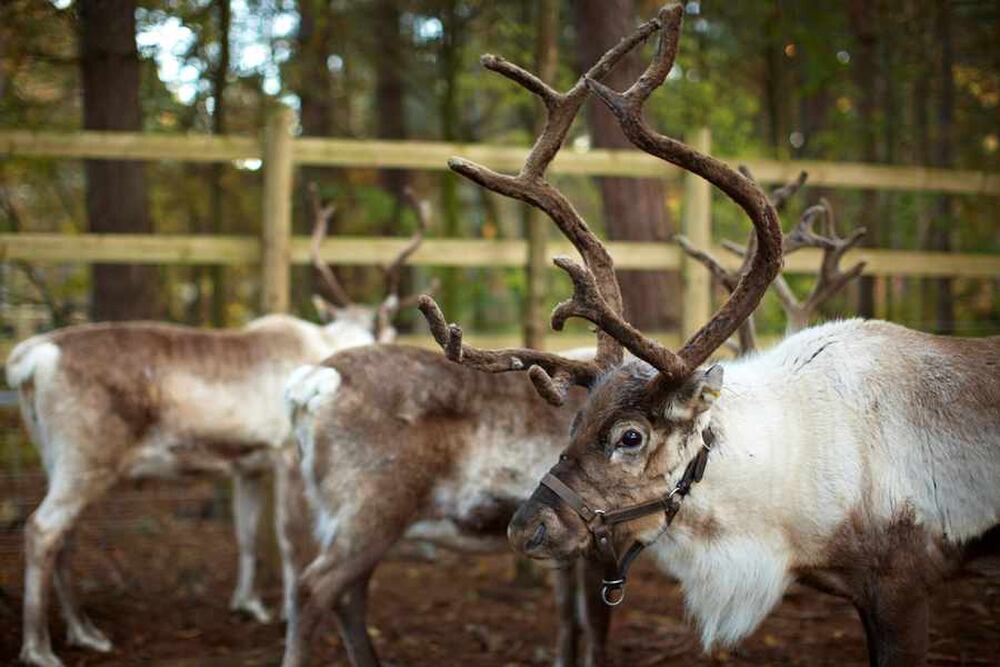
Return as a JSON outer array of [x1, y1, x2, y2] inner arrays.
[[583, 4, 783, 386], [417, 296, 598, 405], [777, 198, 867, 331], [675, 171, 809, 353], [309, 183, 352, 308], [688, 171, 866, 338], [420, 4, 783, 403], [375, 188, 439, 342], [310, 182, 438, 340], [418, 12, 665, 404]]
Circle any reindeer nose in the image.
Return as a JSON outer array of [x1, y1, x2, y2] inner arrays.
[[509, 503, 546, 555], [524, 522, 547, 552]]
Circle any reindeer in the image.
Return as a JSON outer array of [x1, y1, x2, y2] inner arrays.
[[6, 186, 432, 667], [419, 6, 1000, 666], [276, 170, 867, 667], [277, 16, 672, 667], [675, 171, 866, 354], [280, 347, 610, 667]]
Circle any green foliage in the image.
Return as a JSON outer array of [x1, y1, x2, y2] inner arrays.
[[0, 0, 998, 337]]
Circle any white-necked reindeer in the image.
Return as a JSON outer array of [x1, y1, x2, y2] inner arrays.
[[6, 186, 432, 667], [420, 6, 999, 666], [277, 177, 867, 667], [277, 17, 674, 667]]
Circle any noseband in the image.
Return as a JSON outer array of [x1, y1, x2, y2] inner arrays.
[[540, 427, 715, 606]]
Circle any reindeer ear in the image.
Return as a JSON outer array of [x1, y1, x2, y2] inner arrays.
[[663, 364, 723, 421], [312, 295, 337, 323]]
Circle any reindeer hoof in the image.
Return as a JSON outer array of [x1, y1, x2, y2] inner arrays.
[[66, 621, 112, 652], [231, 596, 273, 624], [19, 644, 65, 667]]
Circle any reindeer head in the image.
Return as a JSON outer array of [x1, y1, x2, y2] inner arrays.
[[310, 184, 438, 346], [418, 5, 782, 590]]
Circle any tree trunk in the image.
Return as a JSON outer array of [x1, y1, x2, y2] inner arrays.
[[296, 0, 340, 309], [79, 0, 159, 321], [208, 0, 230, 327], [297, 0, 335, 141], [762, 2, 790, 156], [849, 0, 880, 319], [913, 0, 936, 329], [523, 0, 558, 349], [439, 0, 464, 320], [931, 0, 954, 334], [573, 0, 678, 331], [374, 0, 408, 222], [879, 3, 898, 321]]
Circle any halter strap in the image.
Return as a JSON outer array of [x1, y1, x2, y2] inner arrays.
[[540, 426, 715, 606]]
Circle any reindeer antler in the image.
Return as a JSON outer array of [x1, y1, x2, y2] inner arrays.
[[309, 183, 353, 308], [582, 4, 782, 385], [417, 296, 597, 404], [676, 171, 809, 353], [374, 188, 439, 343], [700, 171, 866, 335], [419, 4, 781, 402], [776, 198, 867, 331], [417, 12, 664, 404]]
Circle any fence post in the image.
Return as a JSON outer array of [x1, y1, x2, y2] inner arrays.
[[681, 127, 712, 339], [260, 106, 295, 314]]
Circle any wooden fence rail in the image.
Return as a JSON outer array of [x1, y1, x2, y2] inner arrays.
[[3, 235, 1000, 278], [4, 129, 999, 194], [2, 109, 1000, 349]]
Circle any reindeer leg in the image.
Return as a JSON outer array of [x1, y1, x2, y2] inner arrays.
[[333, 568, 379, 667], [52, 536, 111, 652], [855, 583, 929, 667], [22, 471, 115, 667], [229, 471, 272, 623], [553, 564, 580, 667], [282, 544, 388, 667], [283, 502, 408, 667], [578, 558, 613, 667], [274, 451, 303, 622]]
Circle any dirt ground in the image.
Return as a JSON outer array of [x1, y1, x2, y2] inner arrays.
[[2, 466, 1000, 666]]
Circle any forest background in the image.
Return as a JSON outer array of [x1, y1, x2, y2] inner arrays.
[[1, 0, 998, 340]]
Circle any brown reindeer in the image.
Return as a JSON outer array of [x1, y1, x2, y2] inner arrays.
[[280, 346, 610, 667], [7, 187, 433, 667], [675, 171, 866, 354], [421, 5, 1000, 666]]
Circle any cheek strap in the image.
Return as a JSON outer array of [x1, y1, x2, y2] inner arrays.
[[540, 426, 715, 606]]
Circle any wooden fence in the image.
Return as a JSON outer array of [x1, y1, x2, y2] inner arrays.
[[2, 107, 1000, 349]]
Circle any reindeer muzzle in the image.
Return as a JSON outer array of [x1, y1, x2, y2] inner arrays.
[[539, 427, 715, 606]]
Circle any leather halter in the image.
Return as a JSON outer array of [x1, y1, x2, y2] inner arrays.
[[540, 427, 715, 606]]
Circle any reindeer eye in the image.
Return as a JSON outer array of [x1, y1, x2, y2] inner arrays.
[[618, 428, 644, 449]]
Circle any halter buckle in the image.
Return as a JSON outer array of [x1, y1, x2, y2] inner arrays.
[[601, 578, 627, 606]]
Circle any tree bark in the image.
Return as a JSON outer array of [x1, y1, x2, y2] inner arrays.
[[296, 0, 342, 308], [762, 2, 790, 156], [208, 0, 230, 327], [523, 0, 558, 348], [374, 0, 408, 222], [849, 0, 880, 319], [931, 0, 955, 334], [573, 0, 677, 331], [439, 0, 464, 319], [79, 0, 159, 321]]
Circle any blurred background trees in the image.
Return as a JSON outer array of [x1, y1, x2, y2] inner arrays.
[[1, 0, 998, 337]]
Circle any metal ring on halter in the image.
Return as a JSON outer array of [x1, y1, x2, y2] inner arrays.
[[601, 579, 626, 606]]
